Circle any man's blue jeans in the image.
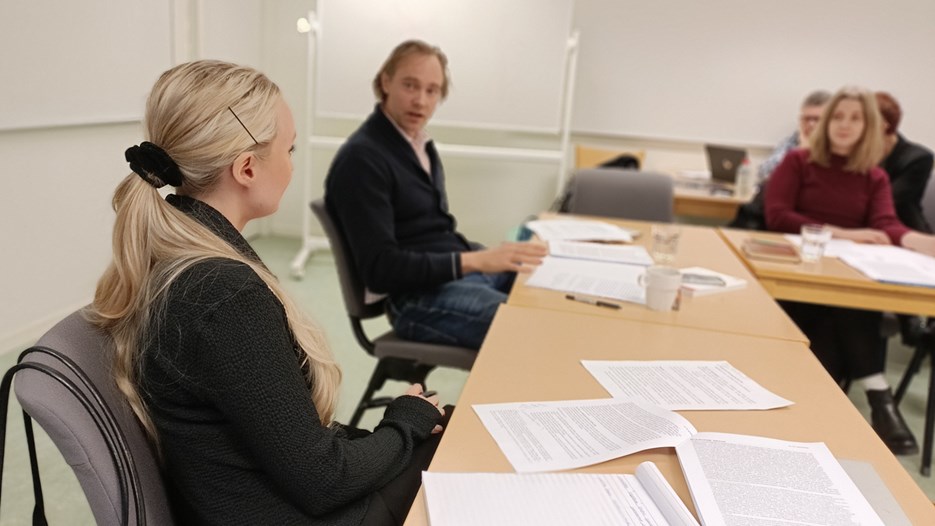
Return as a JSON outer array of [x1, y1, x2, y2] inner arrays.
[[386, 272, 515, 350]]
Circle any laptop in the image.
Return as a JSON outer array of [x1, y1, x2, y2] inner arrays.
[[705, 144, 747, 187]]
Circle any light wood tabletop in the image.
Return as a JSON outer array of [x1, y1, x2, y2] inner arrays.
[[404, 305, 935, 525], [512, 216, 807, 343], [719, 228, 935, 317], [674, 188, 746, 220]]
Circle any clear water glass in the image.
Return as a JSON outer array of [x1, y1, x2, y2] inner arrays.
[[651, 224, 681, 264], [800, 224, 832, 262]]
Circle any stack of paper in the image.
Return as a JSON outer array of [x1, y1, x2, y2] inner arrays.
[[473, 398, 696, 473], [525, 219, 638, 242], [582, 360, 792, 410], [677, 433, 884, 525], [524, 257, 646, 304], [423, 463, 699, 526], [550, 240, 654, 266], [838, 244, 935, 288]]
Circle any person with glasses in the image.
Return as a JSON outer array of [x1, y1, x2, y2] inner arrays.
[[325, 40, 547, 351], [758, 90, 832, 184], [729, 90, 831, 230], [89, 60, 446, 526], [764, 86, 935, 456]]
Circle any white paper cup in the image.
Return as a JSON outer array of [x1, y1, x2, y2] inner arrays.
[[639, 265, 682, 311]]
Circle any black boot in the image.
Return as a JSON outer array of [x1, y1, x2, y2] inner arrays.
[[866, 388, 919, 456]]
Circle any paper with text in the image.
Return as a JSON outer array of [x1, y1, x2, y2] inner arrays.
[[473, 398, 697, 472], [837, 244, 935, 288], [525, 256, 646, 304], [422, 462, 699, 526], [526, 219, 637, 242], [549, 240, 654, 266], [582, 360, 792, 410], [677, 433, 883, 526]]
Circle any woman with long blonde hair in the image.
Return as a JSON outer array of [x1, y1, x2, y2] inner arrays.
[[89, 60, 445, 526], [765, 86, 935, 457]]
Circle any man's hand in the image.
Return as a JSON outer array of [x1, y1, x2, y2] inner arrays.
[[829, 227, 891, 245], [460, 241, 548, 275]]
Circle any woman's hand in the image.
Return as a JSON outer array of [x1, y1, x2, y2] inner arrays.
[[829, 227, 891, 245], [404, 384, 445, 434], [901, 231, 935, 257]]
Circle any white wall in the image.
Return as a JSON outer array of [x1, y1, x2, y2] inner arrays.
[[0, 0, 269, 352], [4, 0, 932, 351]]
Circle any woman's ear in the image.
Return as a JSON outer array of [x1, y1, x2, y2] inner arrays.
[[231, 151, 257, 188]]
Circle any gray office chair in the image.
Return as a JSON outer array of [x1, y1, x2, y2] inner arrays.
[[311, 199, 477, 427], [0, 309, 174, 525], [894, 177, 935, 475], [563, 168, 674, 222]]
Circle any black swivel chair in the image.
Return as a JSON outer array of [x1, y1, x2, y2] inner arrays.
[[893, 177, 935, 475], [311, 199, 477, 427], [0, 309, 174, 525]]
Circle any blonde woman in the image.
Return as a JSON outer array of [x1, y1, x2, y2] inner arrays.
[[89, 60, 445, 526], [765, 86, 935, 456]]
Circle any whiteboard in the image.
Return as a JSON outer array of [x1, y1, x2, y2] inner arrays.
[[571, 0, 935, 148], [315, 0, 575, 133], [0, 0, 173, 130]]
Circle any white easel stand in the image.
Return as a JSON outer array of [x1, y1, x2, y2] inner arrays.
[[290, 10, 329, 280]]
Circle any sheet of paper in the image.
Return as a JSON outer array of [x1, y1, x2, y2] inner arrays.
[[526, 219, 636, 242], [676, 432, 884, 526], [473, 398, 697, 472], [525, 256, 646, 304], [550, 240, 654, 266], [837, 244, 935, 288], [423, 464, 700, 526], [582, 360, 792, 410], [783, 234, 856, 258]]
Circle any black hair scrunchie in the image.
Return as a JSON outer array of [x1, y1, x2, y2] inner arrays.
[[125, 141, 184, 188]]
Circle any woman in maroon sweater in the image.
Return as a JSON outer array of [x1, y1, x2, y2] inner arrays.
[[765, 86, 935, 456]]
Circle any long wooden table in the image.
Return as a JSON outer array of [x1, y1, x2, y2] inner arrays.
[[719, 228, 935, 317], [511, 219, 807, 343], [404, 306, 935, 524]]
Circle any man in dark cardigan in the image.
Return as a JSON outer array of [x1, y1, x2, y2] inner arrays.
[[325, 40, 546, 350]]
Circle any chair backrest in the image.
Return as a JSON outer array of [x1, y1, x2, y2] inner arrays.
[[12, 309, 174, 525], [575, 144, 645, 170], [922, 174, 935, 232], [311, 199, 385, 321], [565, 168, 674, 222]]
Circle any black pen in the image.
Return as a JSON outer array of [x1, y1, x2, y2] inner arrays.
[[564, 294, 621, 310], [421, 390, 437, 398]]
